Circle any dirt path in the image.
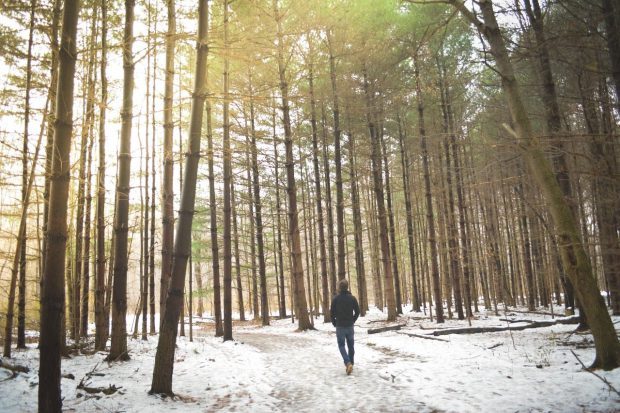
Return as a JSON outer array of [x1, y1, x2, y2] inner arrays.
[[236, 329, 437, 412]]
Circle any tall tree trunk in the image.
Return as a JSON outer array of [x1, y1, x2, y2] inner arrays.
[[42, 0, 62, 290], [222, 0, 233, 341], [151, 0, 209, 394], [160, 0, 176, 327], [141, 1, 153, 341], [95, 0, 108, 351], [81, 121, 95, 338], [108, 0, 136, 362], [231, 177, 245, 321], [17, 0, 36, 350], [248, 73, 269, 326], [307, 48, 330, 322], [438, 63, 464, 320], [246, 130, 259, 320], [363, 71, 396, 321], [347, 115, 368, 315], [413, 55, 444, 323], [326, 31, 346, 285], [80, 5, 98, 341], [149, 16, 157, 333], [274, 0, 312, 330], [194, 258, 204, 316], [397, 114, 420, 311], [380, 126, 403, 314], [273, 106, 286, 318], [206, 100, 223, 336], [452, 0, 620, 369], [39, 0, 80, 409], [321, 105, 337, 295]]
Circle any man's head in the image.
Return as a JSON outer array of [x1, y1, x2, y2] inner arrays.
[[338, 278, 349, 292]]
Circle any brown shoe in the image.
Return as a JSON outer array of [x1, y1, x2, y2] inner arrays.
[[346, 362, 353, 375]]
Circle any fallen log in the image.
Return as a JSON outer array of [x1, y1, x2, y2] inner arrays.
[[0, 358, 30, 374], [431, 316, 580, 336], [368, 324, 407, 334]]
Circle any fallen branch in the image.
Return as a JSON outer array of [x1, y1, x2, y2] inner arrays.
[[0, 358, 30, 374], [397, 332, 449, 342], [368, 324, 407, 334], [430, 317, 580, 336], [571, 350, 620, 397], [77, 381, 121, 395]]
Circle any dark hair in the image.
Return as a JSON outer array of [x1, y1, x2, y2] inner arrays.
[[338, 278, 349, 292]]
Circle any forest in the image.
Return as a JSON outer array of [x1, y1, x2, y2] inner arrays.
[[0, 0, 620, 411]]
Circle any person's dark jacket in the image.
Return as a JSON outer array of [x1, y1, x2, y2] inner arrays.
[[330, 290, 360, 327]]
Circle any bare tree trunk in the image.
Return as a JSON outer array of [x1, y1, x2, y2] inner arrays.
[[397, 114, 420, 311], [39, 0, 79, 409], [17, 0, 36, 350], [363, 71, 396, 321], [413, 55, 444, 323], [347, 113, 368, 315], [231, 177, 245, 321], [42, 0, 61, 290], [81, 120, 95, 338], [274, 0, 312, 330], [273, 106, 286, 318], [247, 73, 269, 326], [321, 105, 337, 296], [307, 47, 330, 322], [160, 0, 176, 327], [326, 31, 346, 285], [206, 100, 223, 336], [194, 257, 204, 316], [222, 0, 233, 341], [94, 0, 108, 351], [108, 0, 136, 362], [380, 126, 403, 314], [151, 0, 209, 394], [438, 69, 464, 320], [149, 16, 157, 333]]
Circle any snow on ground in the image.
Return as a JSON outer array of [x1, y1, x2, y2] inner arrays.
[[1, 306, 619, 412]]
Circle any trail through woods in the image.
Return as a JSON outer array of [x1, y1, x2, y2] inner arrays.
[[233, 330, 432, 412]]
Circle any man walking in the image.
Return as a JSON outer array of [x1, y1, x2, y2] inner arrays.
[[330, 279, 360, 375]]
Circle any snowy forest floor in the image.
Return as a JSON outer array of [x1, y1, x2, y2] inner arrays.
[[1, 305, 620, 412]]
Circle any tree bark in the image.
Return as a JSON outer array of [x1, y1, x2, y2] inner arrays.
[[307, 47, 330, 322], [94, 0, 108, 351], [363, 71, 396, 322], [206, 100, 223, 336], [222, 0, 233, 341], [273, 0, 312, 330], [160, 0, 176, 328], [17, 0, 36, 350], [150, 0, 209, 394], [326, 31, 346, 285], [247, 73, 269, 326], [413, 55, 444, 323], [397, 114, 420, 312], [231, 177, 245, 321], [38, 0, 80, 409], [108, 0, 136, 362]]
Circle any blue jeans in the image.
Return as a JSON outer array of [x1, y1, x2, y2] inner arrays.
[[336, 326, 355, 365]]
